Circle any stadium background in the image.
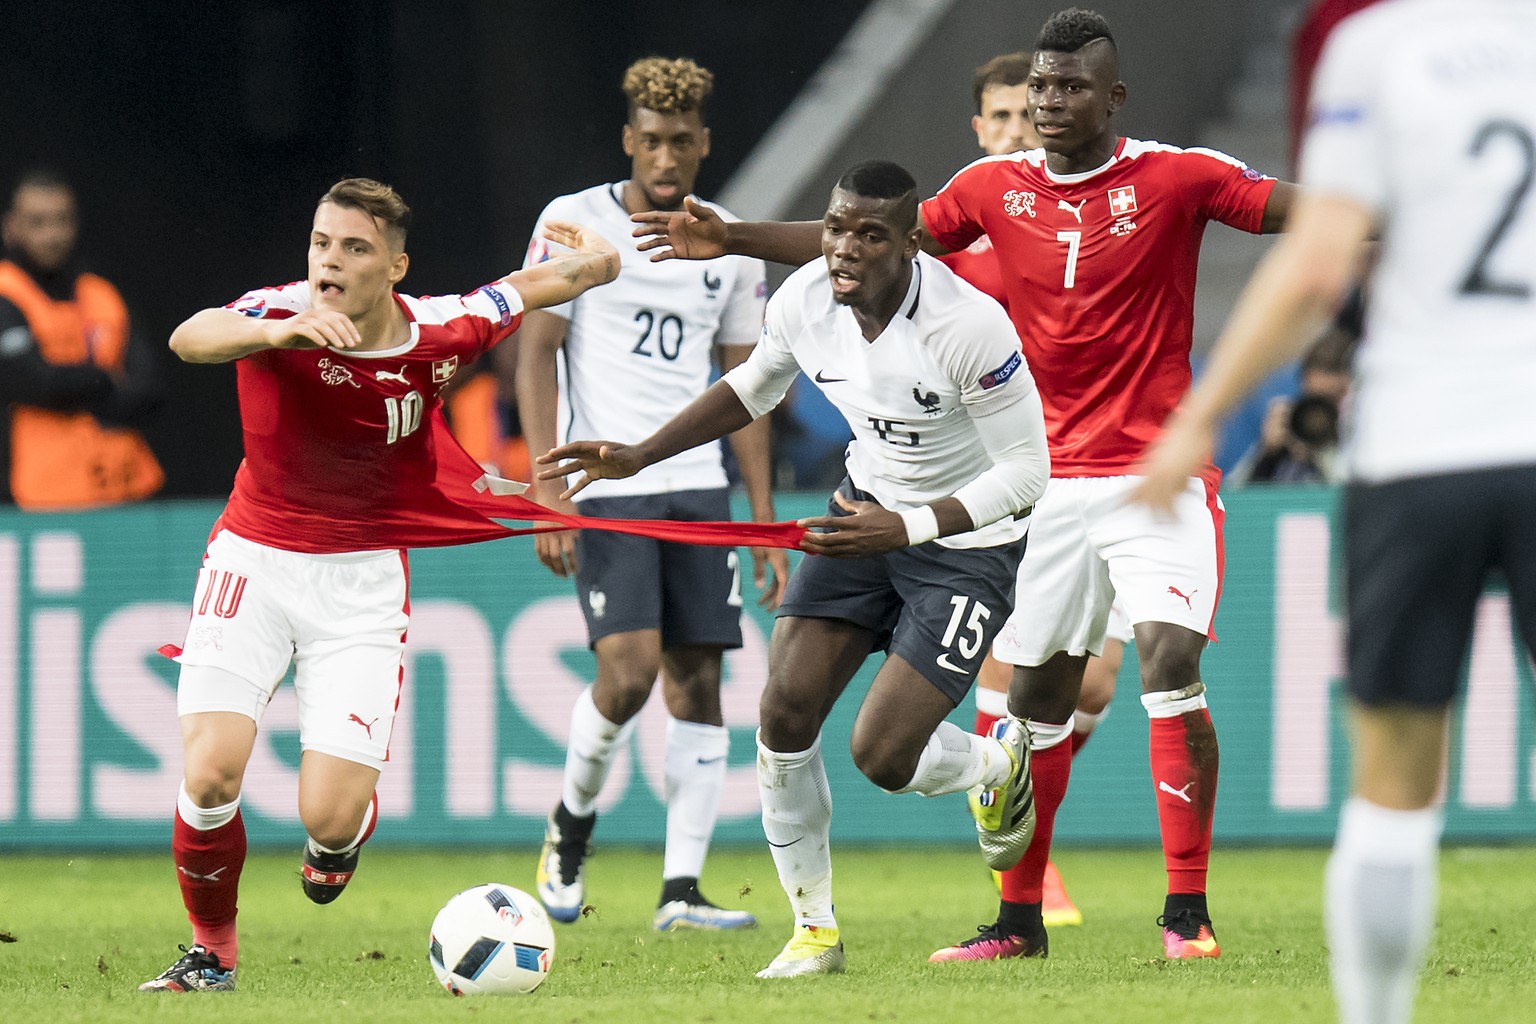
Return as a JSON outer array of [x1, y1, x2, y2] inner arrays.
[[3, 0, 1533, 852]]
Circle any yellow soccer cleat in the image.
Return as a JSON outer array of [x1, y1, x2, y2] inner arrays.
[[755, 924, 846, 979], [967, 718, 1036, 871]]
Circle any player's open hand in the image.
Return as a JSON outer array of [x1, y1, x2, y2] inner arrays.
[[751, 546, 791, 609], [536, 440, 645, 499], [797, 491, 909, 558], [268, 307, 361, 351], [1129, 413, 1213, 516], [631, 196, 727, 262], [542, 220, 621, 284]]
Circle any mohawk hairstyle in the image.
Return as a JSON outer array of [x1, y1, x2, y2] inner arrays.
[[622, 56, 715, 119], [971, 52, 1034, 113], [1036, 7, 1116, 53]]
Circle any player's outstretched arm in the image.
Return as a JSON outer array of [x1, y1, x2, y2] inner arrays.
[[537, 378, 756, 500], [1133, 191, 1371, 512], [503, 221, 620, 311], [169, 307, 362, 364], [1261, 181, 1302, 234], [631, 197, 822, 266]]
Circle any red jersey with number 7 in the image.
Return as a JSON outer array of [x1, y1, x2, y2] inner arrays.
[[216, 279, 525, 553], [921, 137, 1275, 476]]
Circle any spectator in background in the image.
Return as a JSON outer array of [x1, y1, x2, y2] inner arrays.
[[1228, 322, 1355, 485], [0, 169, 163, 509]]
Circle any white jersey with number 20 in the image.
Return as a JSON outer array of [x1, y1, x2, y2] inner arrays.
[[524, 183, 766, 498]]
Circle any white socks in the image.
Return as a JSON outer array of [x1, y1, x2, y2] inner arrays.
[[975, 685, 1009, 718], [177, 782, 239, 831], [1140, 681, 1208, 719], [892, 720, 1011, 795], [1326, 796, 1442, 1024], [662, 717, 728, 881], [757, 731, 836, 928], [562, 686, 628, 817]]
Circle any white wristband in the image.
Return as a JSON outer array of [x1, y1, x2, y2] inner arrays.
[[899, 505, 940, 546]]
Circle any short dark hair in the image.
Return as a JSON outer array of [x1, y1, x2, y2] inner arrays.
[[8, 167, 73, 211], [319, 177, 411, 249], [833, 160, 918, 233], [834, 160, 917, 202], [972, 52, 1033, 113], [1036, 7, 1116, 54]]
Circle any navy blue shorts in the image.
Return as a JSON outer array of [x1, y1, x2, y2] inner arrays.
[[778, 480, 1026, 704], [573, 488, 744, 649], [1345, 463, 1536, 707]]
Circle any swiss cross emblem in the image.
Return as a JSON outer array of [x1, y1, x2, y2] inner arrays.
[[431, 356, 459, 383], [1107, 186, 1138, 216]]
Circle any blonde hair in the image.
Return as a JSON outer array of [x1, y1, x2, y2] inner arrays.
[[319, 177, 411, 249], [622, 56, 714, 119]]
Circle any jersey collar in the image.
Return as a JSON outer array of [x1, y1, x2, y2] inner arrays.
[[1041, 136, 1129, 186]]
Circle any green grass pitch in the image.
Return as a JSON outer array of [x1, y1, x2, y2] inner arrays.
[[1, 844, 1531, 1023]]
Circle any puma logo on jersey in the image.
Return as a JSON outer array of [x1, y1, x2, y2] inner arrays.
[[318, 357, 361, 388], [913, 386, 942, 415], [1057, 198, 1086, 223], [348, 713, 379, 739], [178, 864, 229, 883], [1167, 585, 1198, 610], [375, 366, 409, 384], [1158, 780, 1195, 804]]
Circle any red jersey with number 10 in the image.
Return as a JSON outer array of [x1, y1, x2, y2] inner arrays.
[[922, 138, 1275, 475], [217, 280, 524, 553]]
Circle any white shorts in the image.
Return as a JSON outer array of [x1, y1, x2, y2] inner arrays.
[[992, 475, 1223, 666], [174, 529, 410, 769], [1105, 599, 1134, 646]]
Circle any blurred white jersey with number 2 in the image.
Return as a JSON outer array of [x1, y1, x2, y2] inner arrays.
[[1303, 0, 1536, 483]]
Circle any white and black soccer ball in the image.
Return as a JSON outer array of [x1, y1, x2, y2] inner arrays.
[[428, 883, 555, 995]]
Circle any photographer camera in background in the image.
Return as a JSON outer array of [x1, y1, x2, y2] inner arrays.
[[1227, 315, 1356, 485]]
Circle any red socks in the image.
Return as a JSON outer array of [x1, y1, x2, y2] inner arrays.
[[173, 808, 246, 967], [1148, 708, 1219, 895], [999, 738, 1072, 903]]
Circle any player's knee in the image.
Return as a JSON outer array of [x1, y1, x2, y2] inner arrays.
[[1137, 640, 1201, 694], [849, 735, 913, 792], [182, 762, 244, 807], [758, 694, 821, 751], [301, 801, 370, 851], [592, 670, 659, 723]]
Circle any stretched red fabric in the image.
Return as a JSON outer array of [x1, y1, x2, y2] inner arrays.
[[432, 415, 808, 549]]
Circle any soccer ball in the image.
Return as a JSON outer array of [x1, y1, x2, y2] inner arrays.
[[428, 883, 555, 995]]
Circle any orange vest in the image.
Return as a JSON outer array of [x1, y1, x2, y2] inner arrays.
[[0, 260, 164, 509]]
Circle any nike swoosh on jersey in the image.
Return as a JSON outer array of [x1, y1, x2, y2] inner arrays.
[[814, 370, 847, 383], [935, 653, 968, 674], [696, 754, 727, 766]]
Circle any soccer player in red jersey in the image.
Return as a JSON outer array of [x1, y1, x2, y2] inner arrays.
[[138, 178, 620, 992], [631, 7, 1297, 960], [944, 50, 1128, 931]]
